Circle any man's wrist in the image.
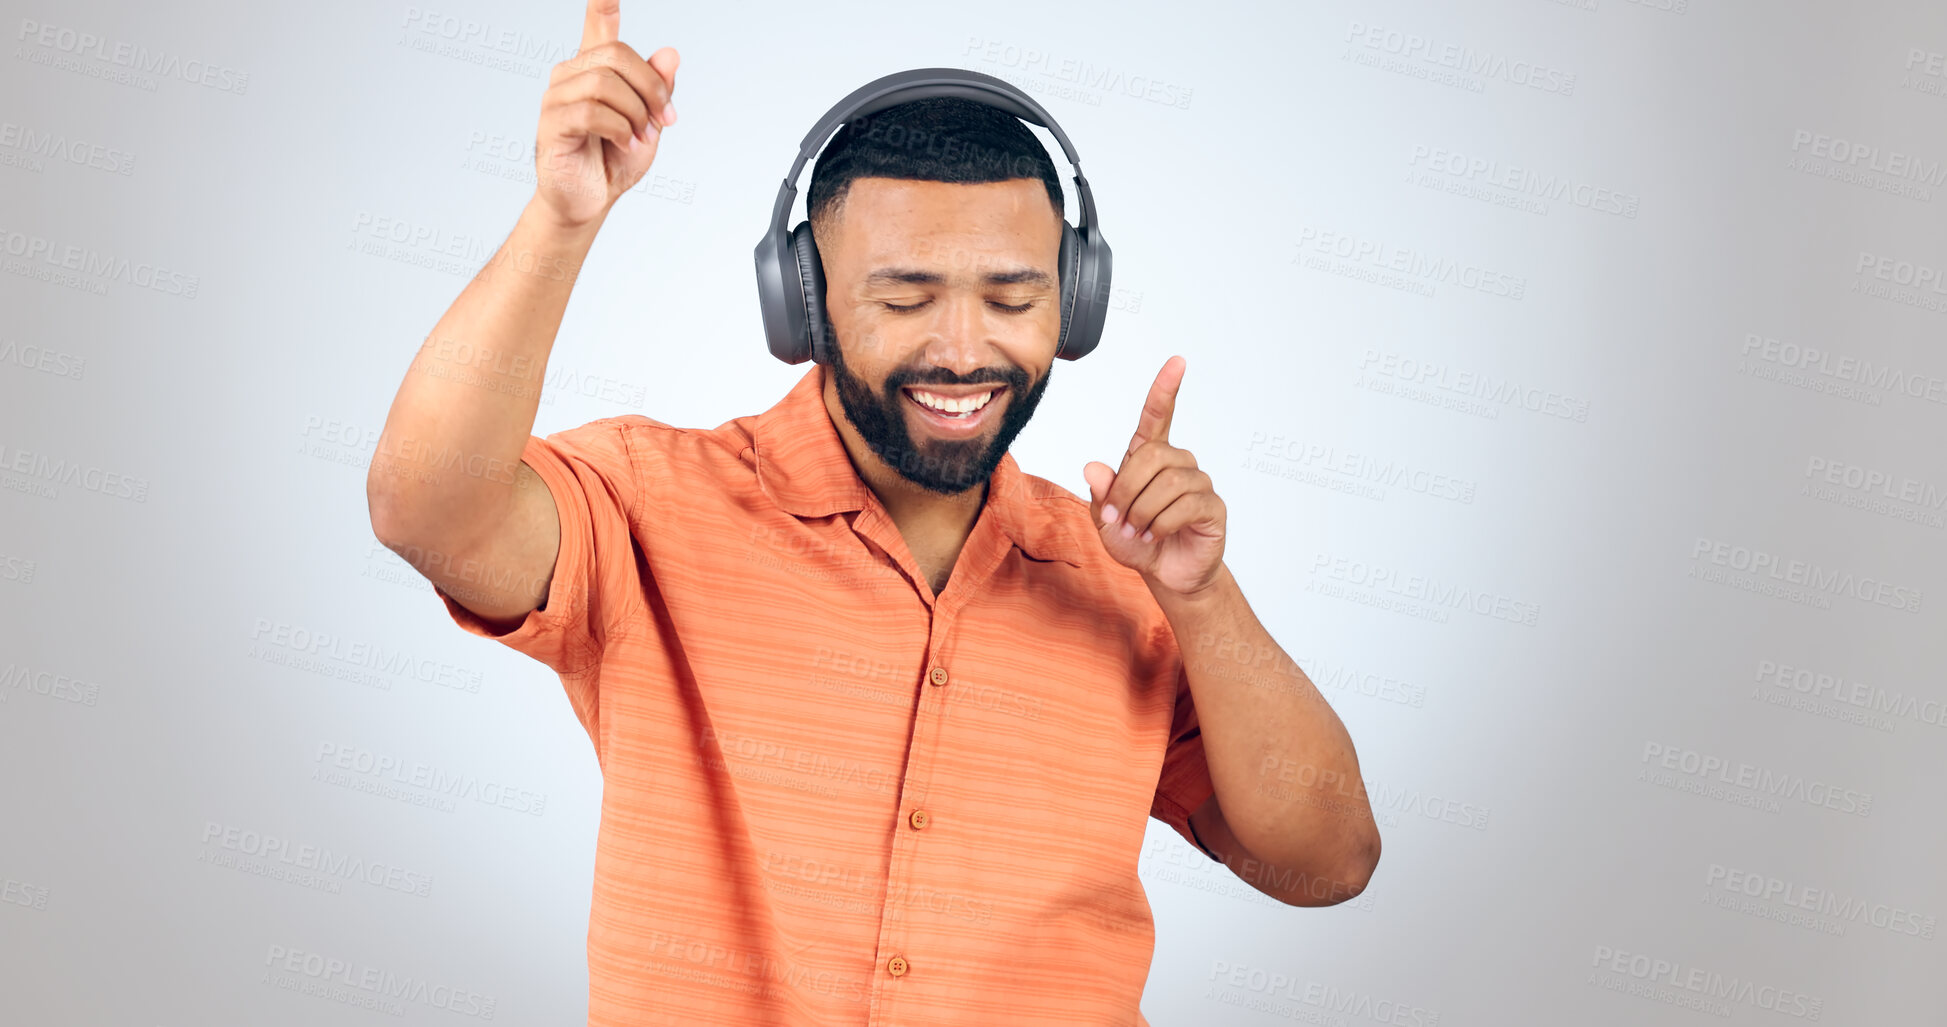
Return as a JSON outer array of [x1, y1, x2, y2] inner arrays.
[[1148, 563, 1237, 618], [521, 194, 608, 248]]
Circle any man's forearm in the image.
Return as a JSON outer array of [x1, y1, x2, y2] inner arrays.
[[366, 196, 602, 547], [1153, 563, 1380, 887]]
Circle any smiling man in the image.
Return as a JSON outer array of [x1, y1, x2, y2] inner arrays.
[[364, 5, 1379, 1026], [812, 157, 1059, 595]]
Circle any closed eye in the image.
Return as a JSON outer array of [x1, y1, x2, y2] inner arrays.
[[881, 300, 1037, 313]]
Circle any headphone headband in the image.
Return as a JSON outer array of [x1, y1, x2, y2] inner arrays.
[[765, 67, 1098, 245]]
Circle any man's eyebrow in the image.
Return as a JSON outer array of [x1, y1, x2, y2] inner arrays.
[[863, 266, 1056, 288]]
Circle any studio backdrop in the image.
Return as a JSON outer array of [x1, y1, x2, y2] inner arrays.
[[2, 0, 1941, 1023]]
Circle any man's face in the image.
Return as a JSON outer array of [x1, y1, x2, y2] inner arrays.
[[817, 176, 1062, 496]]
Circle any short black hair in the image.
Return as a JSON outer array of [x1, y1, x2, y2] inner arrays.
[[806, 95, 1065, 237]]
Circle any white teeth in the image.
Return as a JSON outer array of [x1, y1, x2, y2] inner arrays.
[[910, 389, 995, 414]]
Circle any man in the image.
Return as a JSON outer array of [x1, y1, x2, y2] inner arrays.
[[365, 3, 1380, 1024]]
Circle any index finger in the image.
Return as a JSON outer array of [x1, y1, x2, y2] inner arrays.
[[581, 0, 620, 53], [1126, 355, 1185, 457]]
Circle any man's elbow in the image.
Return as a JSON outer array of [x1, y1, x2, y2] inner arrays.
[[1276, 823, 1382, 908], [1332, 824, 1383, 902]]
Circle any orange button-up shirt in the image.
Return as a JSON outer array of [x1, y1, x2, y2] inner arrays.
[[436, 363, 1217, 1026]]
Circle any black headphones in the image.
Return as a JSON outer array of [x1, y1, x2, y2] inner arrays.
[[752, 67, 1112, 366]]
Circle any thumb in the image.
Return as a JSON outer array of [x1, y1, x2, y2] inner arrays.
[[1082, 461, 1115, 515], [648, 46, 681, 88]]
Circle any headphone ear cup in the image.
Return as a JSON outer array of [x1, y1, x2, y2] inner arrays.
[[1055, 221, 1080, 358], [790, 222, 831, 364]]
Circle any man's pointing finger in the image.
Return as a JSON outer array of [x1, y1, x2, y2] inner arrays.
[[1126, 355, 1186, 459], [581, 0, 620, 53]]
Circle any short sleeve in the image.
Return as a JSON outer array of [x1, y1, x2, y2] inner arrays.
[[434, 418, 644, 682], [1150, 659, 1219, 861]]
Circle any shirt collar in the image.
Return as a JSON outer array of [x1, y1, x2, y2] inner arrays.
[[751, 364, 1088, 568]]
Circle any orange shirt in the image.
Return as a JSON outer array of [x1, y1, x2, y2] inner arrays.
[[435, 363, 1216, 1026]]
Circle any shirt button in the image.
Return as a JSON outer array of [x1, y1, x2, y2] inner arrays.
[[908, 809, 929, 830], [887, 955, 909, 976], [928, 666, 948, 686]]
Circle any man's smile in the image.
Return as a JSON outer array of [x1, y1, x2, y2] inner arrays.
[[901, 384, 1008, 437]]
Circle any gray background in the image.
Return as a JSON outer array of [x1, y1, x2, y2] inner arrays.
[[2, 0, 1942, 1023]]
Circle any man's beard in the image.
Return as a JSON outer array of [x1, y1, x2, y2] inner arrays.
[[827, 336, 1052, 496]]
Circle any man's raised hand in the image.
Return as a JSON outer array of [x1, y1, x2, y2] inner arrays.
[[1082, 356, 1228, 598], [532, 0, 679, 229]]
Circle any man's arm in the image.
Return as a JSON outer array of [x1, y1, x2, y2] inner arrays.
[[1168, 569, 1381, 908], [364, 1, 678, 630], [1082, 357, 1380, 906], [364, 199, 597, 630]]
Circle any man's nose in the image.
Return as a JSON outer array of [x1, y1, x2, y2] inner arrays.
[[918, 294, 994, 372]]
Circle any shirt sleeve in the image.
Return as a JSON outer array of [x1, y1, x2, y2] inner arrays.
[[1150, 659, 1220, 862], [433, 418, 645, 688]]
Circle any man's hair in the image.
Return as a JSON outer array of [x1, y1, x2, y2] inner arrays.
[[806, 96, 1065, 238]]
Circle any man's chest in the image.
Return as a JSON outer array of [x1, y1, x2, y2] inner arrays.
[[618, 515, 1184, 845], [912, 546, 958, 597], [671, 556, 1172, 771]]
